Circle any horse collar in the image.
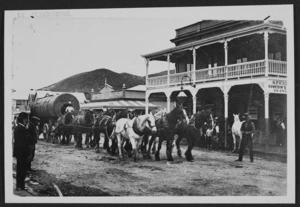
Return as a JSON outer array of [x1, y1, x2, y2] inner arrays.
[[132, 118, 144, 136]]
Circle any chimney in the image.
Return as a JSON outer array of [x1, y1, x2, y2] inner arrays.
[[122, 84, 126, 97]]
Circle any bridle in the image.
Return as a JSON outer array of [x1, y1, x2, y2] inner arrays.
[[147, 119, 156, 129]]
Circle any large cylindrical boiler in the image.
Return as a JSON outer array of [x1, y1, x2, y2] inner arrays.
[[31, 93, 80, 119]]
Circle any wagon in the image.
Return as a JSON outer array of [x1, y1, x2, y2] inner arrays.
[[30, 93, 80, 143]]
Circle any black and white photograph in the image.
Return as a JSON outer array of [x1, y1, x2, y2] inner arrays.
[[4, 3, 295, 204]]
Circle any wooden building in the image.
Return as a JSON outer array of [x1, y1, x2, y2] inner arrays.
[[142, 20, 287, 148], [81, 84, 158, 114]]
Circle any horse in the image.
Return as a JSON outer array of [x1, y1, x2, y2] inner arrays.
[[175, 109, 213, 161], [115, 111, 157, 161], [93, 109, 116, 152], [72, 110, 94, 148], [52, 112, 74, 144], [142, 108, 167, 155], [231, 113, 244, 153], [146, 102, 186, 162], [116, 109, 134, 120]]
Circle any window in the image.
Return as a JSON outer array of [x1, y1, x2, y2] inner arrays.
[[187, 64, 193, 72], [16, 100, 22, 107], [268, 53, 274, 60], [275, 52, 281, 61]]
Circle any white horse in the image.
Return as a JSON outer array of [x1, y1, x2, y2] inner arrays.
[[231, 113, 244, 153], [115, 112, 157, 161]]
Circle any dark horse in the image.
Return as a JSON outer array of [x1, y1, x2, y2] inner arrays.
[[93, 109, 116, 152], [72, 110, 94, 148], [52, 112, 74, 144], [146, 102, 186, 161], [175, 109, 213, 161]]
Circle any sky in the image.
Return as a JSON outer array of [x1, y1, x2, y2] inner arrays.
[[5, 5, 293, 91]]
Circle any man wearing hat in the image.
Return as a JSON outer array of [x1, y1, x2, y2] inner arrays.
[[236, 113, 255, 162], [65, 102, 75, 114], [13, 112, 30, 190]]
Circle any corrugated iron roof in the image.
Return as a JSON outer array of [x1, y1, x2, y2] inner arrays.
[[126, 85, 146, 91], [81, 100, 158, 110]]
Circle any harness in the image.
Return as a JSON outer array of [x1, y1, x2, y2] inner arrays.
[[132, 118, 144, 136]]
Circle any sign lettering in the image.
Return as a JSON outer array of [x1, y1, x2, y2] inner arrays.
[[268, 79, 287, 94]]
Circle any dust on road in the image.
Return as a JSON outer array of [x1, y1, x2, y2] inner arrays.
[[15, 139, 287, 197]]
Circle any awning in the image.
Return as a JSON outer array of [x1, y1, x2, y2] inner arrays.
[[80, 100, 158, 110]]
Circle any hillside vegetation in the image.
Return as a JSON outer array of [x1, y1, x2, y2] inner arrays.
[[40, 68, 145, 93]]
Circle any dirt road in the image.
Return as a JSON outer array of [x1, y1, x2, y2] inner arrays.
[[15, 138, 287, 197]]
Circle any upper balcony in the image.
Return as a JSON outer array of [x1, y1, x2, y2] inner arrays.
[[143, 20, 287, 91], [147, 59, 286, 89]]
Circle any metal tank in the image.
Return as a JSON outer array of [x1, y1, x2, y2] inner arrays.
[[31, 93, 80, 119]]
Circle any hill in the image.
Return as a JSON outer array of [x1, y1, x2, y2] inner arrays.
[[39, 68, 145, 93]]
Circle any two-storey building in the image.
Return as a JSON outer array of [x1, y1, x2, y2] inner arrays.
[[142, 20, 287, 148]]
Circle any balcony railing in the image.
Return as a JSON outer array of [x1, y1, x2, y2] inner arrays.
[[147, 59, 287, 89]]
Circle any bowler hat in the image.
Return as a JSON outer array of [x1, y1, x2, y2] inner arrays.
[[17, 112, 29, 123]]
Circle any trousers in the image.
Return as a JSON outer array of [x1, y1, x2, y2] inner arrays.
[[16, 156, 28, 189], [238, 134, 253, 161]]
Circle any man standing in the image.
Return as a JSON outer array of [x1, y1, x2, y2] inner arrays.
[[235, 113, 255, 162], [13, 112, 30, 191], [27, 116, 40, 172]]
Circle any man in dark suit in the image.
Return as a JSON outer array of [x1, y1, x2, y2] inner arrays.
[[235, 113, 255, 162], [27, 116, 40, 172], [13, 112, 30, 191]]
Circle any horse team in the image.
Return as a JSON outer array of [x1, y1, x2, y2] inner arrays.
[[48, 103, 242, 162]]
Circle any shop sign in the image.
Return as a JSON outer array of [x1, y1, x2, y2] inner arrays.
[[268, 79, 287, 94], [248, 106, 258, 120]]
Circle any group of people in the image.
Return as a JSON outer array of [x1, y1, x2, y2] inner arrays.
[[200, 112, 256, 162], [204, 116, 220, 151], [13, 112, 40, 191]]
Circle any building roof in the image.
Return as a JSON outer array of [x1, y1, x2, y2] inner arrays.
[[81, 100, 158, 110], [142, 20, 285, 61], [126, 85, 146, 91], [11, 90, 30, 100]]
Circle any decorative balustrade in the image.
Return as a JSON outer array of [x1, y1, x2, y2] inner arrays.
[[195, 66, 226, 82], [148, 75, 167, 87], [268, 59, 287, 76], [169, 71, 193, 85], [147, 59, 287, 89], [227, 60, 266, 78]]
